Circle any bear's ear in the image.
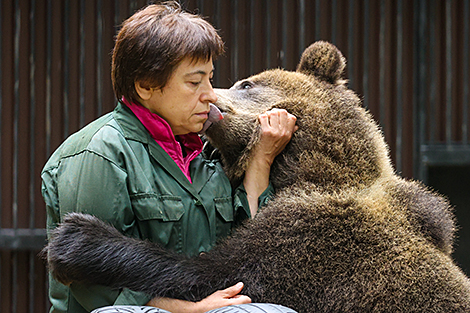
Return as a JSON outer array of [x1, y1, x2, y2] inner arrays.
[[296, 41, 346, 84]]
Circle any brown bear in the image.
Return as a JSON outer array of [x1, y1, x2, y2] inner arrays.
[[44, 41, 470, 312]]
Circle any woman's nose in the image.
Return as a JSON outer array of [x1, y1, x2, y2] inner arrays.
[[202, 85, 218, 104]]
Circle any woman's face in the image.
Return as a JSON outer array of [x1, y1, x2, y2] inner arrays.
[[140, 57, 217, 136]]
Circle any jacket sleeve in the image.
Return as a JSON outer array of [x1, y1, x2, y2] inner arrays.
[[202, 139, 276, 222], [233, 182, 275, 221], [42, 150, 153, 308], [114, 289, 153, 306]]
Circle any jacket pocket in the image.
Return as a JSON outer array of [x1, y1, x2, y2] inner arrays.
[[214, 196, 234, 239], [131, 194, 184, 248], [132, 194, 184, 221], [214, 197, 234, 222]]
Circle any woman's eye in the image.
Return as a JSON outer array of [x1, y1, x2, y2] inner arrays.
[[190, 81, 201, 86]]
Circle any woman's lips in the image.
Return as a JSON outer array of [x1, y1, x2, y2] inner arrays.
[[196, 112, 209, 119]]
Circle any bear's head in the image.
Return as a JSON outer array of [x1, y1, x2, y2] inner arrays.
[[205, 41, 393, 192]]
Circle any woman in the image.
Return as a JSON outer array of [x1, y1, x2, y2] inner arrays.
[[42, 2, 297, 313]]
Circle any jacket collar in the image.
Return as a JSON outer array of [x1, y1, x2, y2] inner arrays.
[[112, 101, 149, 143], [115, 99, 203, 183]]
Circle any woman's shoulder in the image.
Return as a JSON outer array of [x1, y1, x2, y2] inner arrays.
[[57, 113, 120, 156], [42, 111, 135, 172]]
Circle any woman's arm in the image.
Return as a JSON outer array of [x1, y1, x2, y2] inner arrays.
[[146, 282, 251, 313], [43, 149, 154, 309], [243, 109, 297, 217]]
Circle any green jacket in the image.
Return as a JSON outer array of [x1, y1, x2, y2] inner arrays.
[[41, 103, 274, 313]]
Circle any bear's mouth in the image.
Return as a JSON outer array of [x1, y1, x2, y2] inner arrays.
[[199, 104, 225, 134]]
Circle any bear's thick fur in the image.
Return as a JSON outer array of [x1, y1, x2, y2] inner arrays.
[[45, 41, 470, 312]]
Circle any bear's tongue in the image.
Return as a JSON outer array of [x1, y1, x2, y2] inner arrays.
[[199, 103, 224, 133]]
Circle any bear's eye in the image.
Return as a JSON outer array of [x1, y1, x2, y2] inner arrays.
[[239, 81, 253, 90]]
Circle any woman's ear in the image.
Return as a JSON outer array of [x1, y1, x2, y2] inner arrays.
[[134, 82, 153, 100]]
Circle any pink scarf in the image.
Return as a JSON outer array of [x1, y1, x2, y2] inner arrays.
[[122, 98, 202, 183]]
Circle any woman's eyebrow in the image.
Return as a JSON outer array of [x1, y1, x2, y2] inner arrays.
[[184, 68, 215, 77]]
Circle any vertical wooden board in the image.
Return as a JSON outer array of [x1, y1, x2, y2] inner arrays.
[[197, 0, 223, 87], [214, 0, 233, 88], [1, 0, 14, 229], [17, 0, 32, 229], [267, 0, 283, 69], [434, 0, 447, 142], [65, 0, 81, 139], [302, 0, 316, 49], [351, 0, 365, 96], [34, 251, 50, 312], [16, 251, 29, 312], [83, 0, 98, 126], [383, 0, 397, 165], [115, 0, 132, 29], [451, 0, 463, 142], [33, 0, 48, 228], [283, 0, 299, 71], [366, 0, 380, 122], [0, 251, 12, 312], [250, 0, 267, 74], [318, 0, 332, 42], [101, 0, 118, 114], [424, 0, 434, 143], [49, 1, 65, 152], [235, 0, 250, 80], [466, 0, 470, 143], [334, 0, 350, 59], [401, 0, 415, 178]]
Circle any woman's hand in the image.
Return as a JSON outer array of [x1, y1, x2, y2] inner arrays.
[[146, 282, 251, 313], [244, 109, 297, 217], [255, 108, 298, 166]]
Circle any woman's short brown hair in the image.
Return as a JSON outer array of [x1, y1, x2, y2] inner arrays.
[[111, 1, 224, 104]]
